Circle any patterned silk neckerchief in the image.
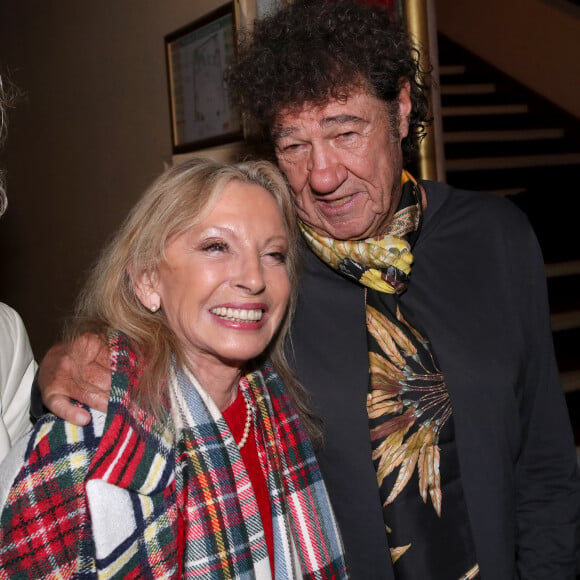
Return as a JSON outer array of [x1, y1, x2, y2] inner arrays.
[[300, 171, 421, 295], [300, 170, 480, 579]]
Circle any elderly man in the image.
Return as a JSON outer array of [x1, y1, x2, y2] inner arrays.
[[36, 1, 578, 578]]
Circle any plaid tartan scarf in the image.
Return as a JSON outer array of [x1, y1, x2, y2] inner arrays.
[[0, 331, 179, 579], [0, 331, 346, 579], [171, 361, 347, 579]]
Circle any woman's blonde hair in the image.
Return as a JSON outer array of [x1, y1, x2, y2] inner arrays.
[[69, 157, 320, 441]]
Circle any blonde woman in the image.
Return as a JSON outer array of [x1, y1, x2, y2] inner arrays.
[[0, 158, 346, 579]]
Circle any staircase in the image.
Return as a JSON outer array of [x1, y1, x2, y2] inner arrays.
[[437, 34, 580, 437]]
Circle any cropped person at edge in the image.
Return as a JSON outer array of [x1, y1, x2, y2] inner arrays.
[[0, 74, 35, 463], [34, 1, 580, 578]]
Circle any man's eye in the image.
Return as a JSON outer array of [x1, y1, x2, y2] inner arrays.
[[278, 141, 306, 155], [335, 131, 361, 147]]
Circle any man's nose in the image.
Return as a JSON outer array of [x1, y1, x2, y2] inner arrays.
[[307, 143, 348, 194]]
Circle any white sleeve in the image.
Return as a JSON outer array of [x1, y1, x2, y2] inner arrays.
[[0, 303, 37, 462]]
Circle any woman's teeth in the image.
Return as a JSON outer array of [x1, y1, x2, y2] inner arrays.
[[211, 307, 263, 322]]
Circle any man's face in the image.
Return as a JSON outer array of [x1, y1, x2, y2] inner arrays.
[[273, 86, 411, 240]]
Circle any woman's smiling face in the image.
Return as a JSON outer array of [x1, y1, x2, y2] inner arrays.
[[137, 180, 291, 379]]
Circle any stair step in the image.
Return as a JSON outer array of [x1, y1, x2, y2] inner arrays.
[[445, 139, 577, 159], [444, 128, 565, 144], [562, 370, 580, 394], [447, 163, 580, 194], [440, 90, 526, 106], [442, 104, 528, 117], [439, 71, 512, 87], [439, 64, 466, 76], [446, 139, 579, 160], [551, 310, 580, 332], [441, 83, 496, 96], [446, 152, 580, 171], [546, 261, 580, 278], [448, 161, 580, 183], [443, 113, 566, 132]]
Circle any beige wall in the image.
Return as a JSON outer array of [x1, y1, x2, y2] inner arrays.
[[435, 0, 580, 118], [0, 0, 241, 357]]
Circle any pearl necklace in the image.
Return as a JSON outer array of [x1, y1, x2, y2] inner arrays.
[[237, 393, 252, 451]]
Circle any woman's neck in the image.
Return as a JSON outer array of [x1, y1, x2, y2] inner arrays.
[[184, 354, 242, 411]]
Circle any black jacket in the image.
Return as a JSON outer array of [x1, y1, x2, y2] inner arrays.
[[287, 180, 579, 579]]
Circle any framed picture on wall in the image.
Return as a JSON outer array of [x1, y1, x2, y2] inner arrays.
[[165, 2, 243, 153]]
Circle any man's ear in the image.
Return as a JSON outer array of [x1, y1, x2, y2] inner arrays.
[[130, 267, 161, 312], [397, 79, 413, 140]]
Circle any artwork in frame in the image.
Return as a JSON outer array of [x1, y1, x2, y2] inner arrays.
[[165, 2, 243, 154]]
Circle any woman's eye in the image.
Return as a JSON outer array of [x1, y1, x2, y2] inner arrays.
[[202, 241, 228, 253], [266, 251, 287, 264]]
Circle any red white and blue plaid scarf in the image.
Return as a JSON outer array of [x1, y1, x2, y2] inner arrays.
[[171, 360, 347, 579], [0, 331, 346, 579]]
